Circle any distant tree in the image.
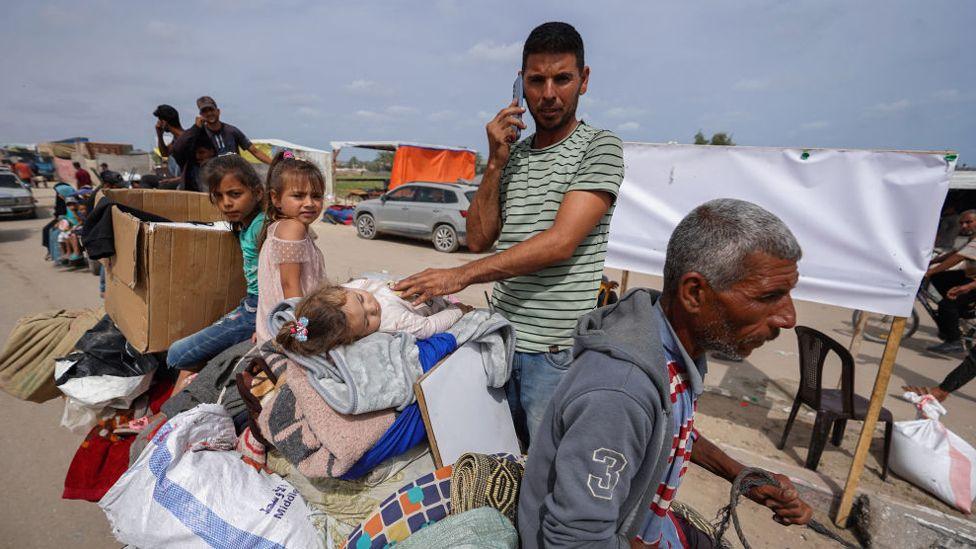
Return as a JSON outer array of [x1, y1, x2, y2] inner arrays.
[[693, 130, 735, 146], [709, 132, 735, 146], [376, 151, 395, 171], [348, 155, 360, 168]]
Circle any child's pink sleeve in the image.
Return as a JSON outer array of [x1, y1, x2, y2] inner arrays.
[[403, 308, 464, 340], [268, 237, 312, 266]]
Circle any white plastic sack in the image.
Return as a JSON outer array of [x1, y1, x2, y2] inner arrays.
[[891, 392, 976, 513], [55, 358, 153, 409], [99, 404, 323, 548], [60, 398, 114, 434]]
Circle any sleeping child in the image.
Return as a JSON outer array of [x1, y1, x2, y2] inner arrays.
[[274, 279, 471, 355]]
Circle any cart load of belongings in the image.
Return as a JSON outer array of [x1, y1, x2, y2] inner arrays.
[[97, 300, 517, 548], [3, 290, 523, 545]]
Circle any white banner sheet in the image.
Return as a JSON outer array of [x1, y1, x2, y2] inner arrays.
[[606, 143, 955, 317]]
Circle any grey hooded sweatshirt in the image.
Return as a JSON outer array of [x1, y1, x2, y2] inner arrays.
[[518, 289, 707, 548]]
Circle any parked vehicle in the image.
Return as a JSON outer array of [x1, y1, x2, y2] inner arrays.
[[354, 182, 477, 253], [0, 172, 36, 218]]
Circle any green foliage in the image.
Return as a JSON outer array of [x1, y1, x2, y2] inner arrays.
[[693, 130, 735, 146], [709, 132, 735, 146]]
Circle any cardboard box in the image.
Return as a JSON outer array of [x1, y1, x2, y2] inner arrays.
[[103, 189, 246, 353]]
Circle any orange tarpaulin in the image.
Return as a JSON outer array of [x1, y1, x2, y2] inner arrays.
[[388, 146, 475, 190]]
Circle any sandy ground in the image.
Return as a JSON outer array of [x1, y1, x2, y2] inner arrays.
[[1, 189, 974, 547]]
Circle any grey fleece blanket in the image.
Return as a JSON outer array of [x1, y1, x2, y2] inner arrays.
[[268, 300, 514, 415]]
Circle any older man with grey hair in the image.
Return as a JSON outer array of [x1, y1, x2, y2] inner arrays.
[[519, 198, 812, 548]]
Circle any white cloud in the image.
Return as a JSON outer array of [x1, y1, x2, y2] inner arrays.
[[428, 110, 458, 122], [354, 110, 384, 121], [868, 99, 911, 114], [579, 95, 599, 107], [800, 120, 830, 130], [733, 78, 771, 91], [386, 105, 419, 116], [345, 79, 392, 96], [282, 92, 321, 107], [477, 110, 493, 120], [605, 106, 646, 119], [617, 121, 640, 131], [933, 89, 960, 101], [467, 40, 523, 63], [297, 106, 322, 118]]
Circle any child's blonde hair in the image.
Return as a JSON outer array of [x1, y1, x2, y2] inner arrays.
[[275, 283, 354, 355]]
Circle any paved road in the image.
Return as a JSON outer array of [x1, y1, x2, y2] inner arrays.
[[1, 189, 973, 546]]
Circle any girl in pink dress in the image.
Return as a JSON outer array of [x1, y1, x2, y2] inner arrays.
[[255, 151, 327, 343]]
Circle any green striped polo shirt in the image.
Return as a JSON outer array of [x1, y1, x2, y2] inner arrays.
[[491, 122, 624, 353]]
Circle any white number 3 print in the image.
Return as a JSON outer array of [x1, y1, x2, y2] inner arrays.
[[587, 448, 628, 500]]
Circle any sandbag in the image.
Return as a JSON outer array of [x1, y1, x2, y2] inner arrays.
[[0, 308, 103, 402], [100, 404, 322, 549], [891, 392, 976, 513]]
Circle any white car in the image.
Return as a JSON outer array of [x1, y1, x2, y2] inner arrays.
[[0, 172, 37, 218]]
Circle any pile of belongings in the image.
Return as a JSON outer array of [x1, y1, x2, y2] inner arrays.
[[340, 452, 525, 548], [6, 292, 523, 547], [55, 315, 163, 433], [0, 308, 103, 402], [46, 314, 175, 502], [244, 300, 514, 480], [101, 404, 323, 548]]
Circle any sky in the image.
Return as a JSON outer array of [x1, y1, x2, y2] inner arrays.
[[1, 1, 974, 163]]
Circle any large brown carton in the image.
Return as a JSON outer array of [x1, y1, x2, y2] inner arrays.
[[103, 189, 246, 353]]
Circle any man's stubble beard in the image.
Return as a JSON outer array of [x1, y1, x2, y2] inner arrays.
[[693, 307, 779, 361]]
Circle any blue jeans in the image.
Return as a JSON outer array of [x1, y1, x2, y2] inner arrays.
[[505, 348, 574, 447], [166, 294, 257, 370]]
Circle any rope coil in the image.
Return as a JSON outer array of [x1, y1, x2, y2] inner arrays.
[[712, 467, 859, 548]]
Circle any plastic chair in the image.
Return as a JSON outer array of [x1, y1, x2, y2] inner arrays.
[[777, 326, 892, 479]]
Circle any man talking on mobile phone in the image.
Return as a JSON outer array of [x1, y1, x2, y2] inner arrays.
[[395, 21, 624, 446]]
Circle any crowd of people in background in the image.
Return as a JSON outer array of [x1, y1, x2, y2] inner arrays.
[[11, 93, 266, 273], [153, 96, 270, 193]]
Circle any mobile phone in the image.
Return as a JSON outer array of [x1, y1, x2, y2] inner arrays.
[[512, 74, 524, 141]]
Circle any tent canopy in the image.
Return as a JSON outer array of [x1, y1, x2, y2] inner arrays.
[[330, 141, 476, 191], [950, 170, 976, 190], [329, 141, 476, 154], [241, 138, 335, 196], [606, 143, 954, 318]]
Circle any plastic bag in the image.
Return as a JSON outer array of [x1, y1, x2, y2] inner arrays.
[[891, 392, 976, 513], [55, 358, 154, 409], [99, 404, 323, 548], [60, 398, 115, 434]]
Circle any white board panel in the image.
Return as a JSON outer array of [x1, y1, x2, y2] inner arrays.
[[416, 342, 521, 467], [607, 143, 955, 317]]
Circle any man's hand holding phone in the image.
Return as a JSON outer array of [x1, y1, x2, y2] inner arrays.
[[485, 100, 526, 170]]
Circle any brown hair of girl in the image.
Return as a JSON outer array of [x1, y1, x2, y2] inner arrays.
[[258, 150, 327, 246], [275, 284, 355, 356], [202, 154, 265, 231]]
